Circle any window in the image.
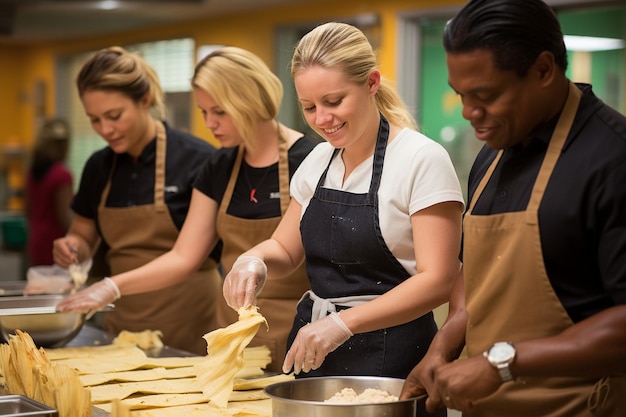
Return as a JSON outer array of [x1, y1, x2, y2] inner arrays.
[[55, 38, 195, 187]]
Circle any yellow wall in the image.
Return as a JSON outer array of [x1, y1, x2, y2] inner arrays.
[[0, 0, 462, 147]]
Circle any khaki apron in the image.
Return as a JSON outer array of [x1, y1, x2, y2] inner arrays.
[[216, 134, 310, 372], [98, 121, 222, 355], [464, 83, 625, 416]]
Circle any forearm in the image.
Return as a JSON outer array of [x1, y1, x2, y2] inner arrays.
[[422, 269, 468, 363], [399, 271, 467, 402], [341, 272, 452, 334], [513, 304, 626, 378], [243, 239, 303, 279], [113, 229, 219, 296], [430, 305, 468, 363], [113, 249, 201, 295], [341, 261, 463, 337]]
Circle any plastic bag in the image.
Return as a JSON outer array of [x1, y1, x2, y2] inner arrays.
[[25, 262, 90, 295]]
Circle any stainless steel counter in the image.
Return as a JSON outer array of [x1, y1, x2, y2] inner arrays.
[[66, 324, 112, 347], [67, 324, 196, 357]]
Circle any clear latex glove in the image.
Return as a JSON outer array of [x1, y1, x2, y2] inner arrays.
[[282, 311, 353, 375], [56, 277, 120, 315], [223, 256, 267, 310]]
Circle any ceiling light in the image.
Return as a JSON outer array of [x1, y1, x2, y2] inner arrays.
[[564, 35, 624, 52], [96, 1, 121, 11]]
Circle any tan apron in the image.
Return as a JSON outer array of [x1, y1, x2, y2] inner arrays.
[[463, 83, 625, 416], [98, 121, 222, 355], [216, 134, 310, 372]]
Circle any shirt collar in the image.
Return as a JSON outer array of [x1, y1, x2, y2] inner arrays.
[[513, 83, 596, 154]]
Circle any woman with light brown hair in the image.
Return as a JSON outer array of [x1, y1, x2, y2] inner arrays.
[[52, 46, 221, 355]]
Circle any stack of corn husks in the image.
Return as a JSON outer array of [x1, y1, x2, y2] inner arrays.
[[0, 307, 292, 417]]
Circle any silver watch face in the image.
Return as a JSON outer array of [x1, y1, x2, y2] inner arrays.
[[489, 342, 515, 363]]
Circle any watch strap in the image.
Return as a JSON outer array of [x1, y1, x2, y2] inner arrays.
[[497, 363, 514, 382]]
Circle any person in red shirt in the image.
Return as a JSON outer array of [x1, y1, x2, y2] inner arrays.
[[26, 118, 73, 266]]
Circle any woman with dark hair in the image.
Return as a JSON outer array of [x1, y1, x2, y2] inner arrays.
[[26, 118, 73, 266]]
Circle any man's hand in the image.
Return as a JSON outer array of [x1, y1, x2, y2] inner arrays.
[[401, 351, 449, 413], [433, 355, 502, 413]]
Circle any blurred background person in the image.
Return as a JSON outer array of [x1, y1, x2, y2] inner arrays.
[[52, 46, 222, 355], [25, 118, 73, 267]]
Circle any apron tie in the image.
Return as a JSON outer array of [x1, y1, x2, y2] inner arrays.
[[302, 290, 378, 322]]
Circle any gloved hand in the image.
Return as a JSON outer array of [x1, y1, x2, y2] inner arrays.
[[282, 311, 353, 374], [52, 236, 81, 268], [223, 256, 267, 310], [56, 277, 120, 317]]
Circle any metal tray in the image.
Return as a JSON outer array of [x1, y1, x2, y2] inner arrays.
[[0, 295, 114, 316], [0, 388, 101, 417], [0, 395, 58, 416], [0, 282, 26, 297]]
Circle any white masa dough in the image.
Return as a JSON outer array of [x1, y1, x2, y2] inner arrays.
[[324, 387, 399, 404]]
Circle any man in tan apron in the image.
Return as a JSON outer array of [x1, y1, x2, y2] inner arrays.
[[215, 134, 309, 372], [460, 84, 625, 416], [400, 1, 626, 415], [99, 122, 222, 355]]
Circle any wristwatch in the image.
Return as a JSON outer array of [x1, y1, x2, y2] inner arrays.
[[484, 341, 516, 382]]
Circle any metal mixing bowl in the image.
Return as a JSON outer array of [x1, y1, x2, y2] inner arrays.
[[0, 294, 85, 348], [264, 376, 420, 417]]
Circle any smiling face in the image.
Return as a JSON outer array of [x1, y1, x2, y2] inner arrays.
[[293, 65, 379, 151], [446, 49, 550, 149], [81, 89, 153, 158], [193, 87, 241, 148]]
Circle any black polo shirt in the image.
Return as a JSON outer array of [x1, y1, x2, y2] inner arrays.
[[72, 123, 220, 261], [194, 136, 318, 219], [466, 84, 626, 323]]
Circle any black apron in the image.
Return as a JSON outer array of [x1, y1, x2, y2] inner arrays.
[[292, 115, 438, 379]]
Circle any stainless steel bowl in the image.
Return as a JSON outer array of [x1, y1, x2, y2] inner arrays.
[[0, 294, 85, 348], [264, 376, 420, 417]]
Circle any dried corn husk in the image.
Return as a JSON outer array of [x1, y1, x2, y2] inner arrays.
[[194, 306, 267, 408]]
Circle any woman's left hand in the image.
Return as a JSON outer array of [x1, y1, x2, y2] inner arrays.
[[56, 277, 120, 315], [282, 312, 353, 374]]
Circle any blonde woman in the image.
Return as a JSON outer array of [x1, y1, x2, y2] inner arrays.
[[224, 22, 464, 386], [52, 46, 221, 355], [57, 47, 317, 369]]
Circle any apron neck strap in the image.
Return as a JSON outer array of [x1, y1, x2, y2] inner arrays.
[[99, 119, 166, 211], [153, 120, 167, 212], [220, 121, 290, 215], [525, 82, 581, 216], [467, 82, 582, 219]]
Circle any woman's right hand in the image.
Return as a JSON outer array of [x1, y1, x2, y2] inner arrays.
[[52, 236, 81, 267], [223, 256, 267, 309]]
